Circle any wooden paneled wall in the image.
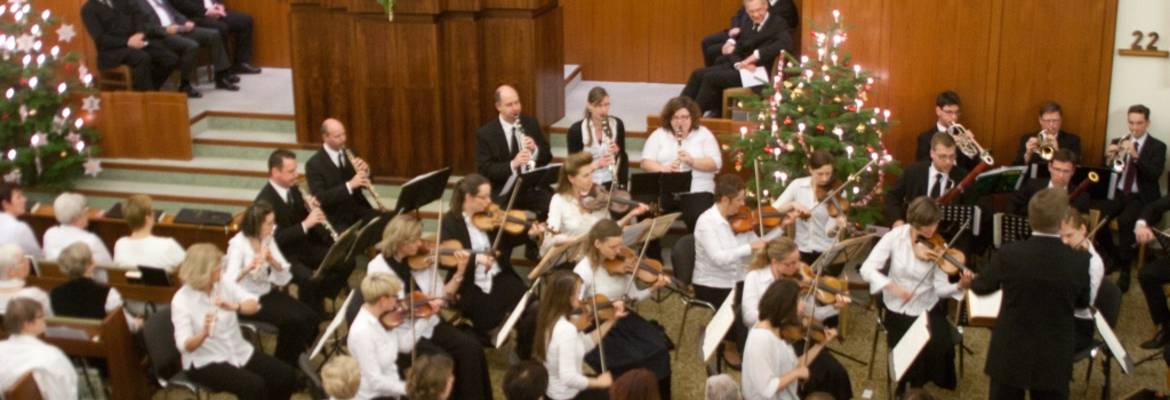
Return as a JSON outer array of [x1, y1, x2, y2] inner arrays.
[[96, 91, 192, 159]]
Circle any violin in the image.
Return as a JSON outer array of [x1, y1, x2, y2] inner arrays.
[[602, 247, 682, 291], [570, 294, 619, 331], [813, 180, 851, 218], [729, 205, 790, 234], [796, 263, 849, 306], [579, 184, 648, 215], [913, 234, 969, 275], [779, 317, 831, 344], [379, 291, 439, 329], [406, 238, 497, 270], [472, 203, 538, 236]]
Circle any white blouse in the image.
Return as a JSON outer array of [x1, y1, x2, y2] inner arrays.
[[580, 116, 618, 185], [0, 334, 78, 400], [0, 279, 53, 317], [544, 193, 608, 255], [43, 225, 112, 264], [462, 213, 501, 294], [742, 327, 799, 400], [640, 127, 722, 193], [772, 177, 840, 253], [0, 213, 43, 258], [1074, 243, 1105, 320], [859, 225, 963, 316], [572, 257, 652, 303], [544, 317, 596, 400], [171, 282, 257, 369], [223, 233, 292, 297], [694, 206, 754, 289], [740, 268, 836, 328], [114, 235, 186, 272], [366, 255, 440, 348], [348, 307, 407, 399]]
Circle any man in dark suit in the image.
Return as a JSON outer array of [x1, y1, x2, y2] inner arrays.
[[1135, 193, 1170, 350], [304, 118, 377, 232], [682, 0, 792, 116], [256, 149, 335, 315], [914, 91, 983, 171], [1100, 104, 1167, 292], [885, 132, 973, 226], [1013, 101, 1083, 180], [1011, 149, 1090, 216], [971, 188, 1091, 400], [475, 84, 554, 214], [81, 0, 178, 91], [170, 0, 259, 74], [135, 0, 238, 97], [700, 0, 798, 67]]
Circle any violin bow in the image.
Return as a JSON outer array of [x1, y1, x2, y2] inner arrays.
[[603, 117, 621, 212], [798, 231, 843, 364], [491, 177, 524, 254], [809, 157, 878, 214], [430, 194, 445, 297], [588, 266, 609, 373], [621, 216, 658, 297], [1074, 217, 1109, 250]]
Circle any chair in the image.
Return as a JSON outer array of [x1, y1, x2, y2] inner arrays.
[[670, 234, 717, 353], [143, 306, 218, 399], [98, 65, 133, 91], [3, 372, 41, 400], [238, 319, 280, 349], [298, 352, 326, 399]]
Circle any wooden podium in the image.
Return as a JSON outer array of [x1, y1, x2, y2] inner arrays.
[[289, 0, 565, 178]]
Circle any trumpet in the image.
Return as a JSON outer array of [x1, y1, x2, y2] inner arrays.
[[341, 147, 388, 211], [947, 123, 994, 165], [1036, 130, 1058, 161], [296, 180, 340, 240], [1109, 135, 1135, 173]]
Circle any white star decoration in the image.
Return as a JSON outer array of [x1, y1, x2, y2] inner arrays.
[[15, 34, 33, 52], [81, 95, 100, 113], [83, 159, 101, 177], [3, 169, 21, 184], [56, 24, 75, 43]]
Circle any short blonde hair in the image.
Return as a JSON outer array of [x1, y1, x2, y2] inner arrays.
[[178, 243, 224, 290], [377, 214, 422, 255], [361, 272, 402, 305], [321, 355, 360, 400], [53, 192, 87, 225], [0, 243, 25, 278], [58, 242, 94, 279], [123, 194, 153, 230]]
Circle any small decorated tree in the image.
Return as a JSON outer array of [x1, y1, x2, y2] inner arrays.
[[729, 10, 899, 226], [0, 0, 102, 188]]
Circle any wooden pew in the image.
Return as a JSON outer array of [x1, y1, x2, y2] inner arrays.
[[42, 307, 150, 399], [2, 373, 42, 400], [26, 261, 180, 305], [21, 203, 238, 255]]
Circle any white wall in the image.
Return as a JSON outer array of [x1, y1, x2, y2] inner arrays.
[[1107, 0, 1170, 192]]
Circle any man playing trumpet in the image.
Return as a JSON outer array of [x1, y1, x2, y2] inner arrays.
[[1101, 105, 1166, 292], [915, 91, 983, 171], [1014, 101, 1082, 178]]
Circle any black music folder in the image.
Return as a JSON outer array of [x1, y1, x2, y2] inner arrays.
[[104, 202, 164, 221], [501, 163, 562, 198], [395, 167, 452, 214], [173, 208, 233, 226]]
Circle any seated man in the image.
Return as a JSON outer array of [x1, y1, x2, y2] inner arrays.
[[1135, 193, 1170, 350], [914, 90, 982, 171], [81, 0, 178, 91], [700, 0, 798, 67], [172, 0, 260, 74], [135, 0, 238, 97], [1011, 149, 1090, 216], [305, 118, 377, 232], [43, 192, 113, 265], [682, 0, 791, 116], [0, 299, 78, 399], [1014, 101, 1083, 179]]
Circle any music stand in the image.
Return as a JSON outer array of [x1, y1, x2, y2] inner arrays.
[[528, 236, 588, 280], [395, 167, 451, 215], [974, 166, 1027, 193], [136, 266, 172, 287], [623, 212, 682, 246], [940, 205, 981, 237], [500, 163, 561, 199], [992, 212, 1032, 248], [312, 222, 362, 282], [348, 213, 394, 261], [630, 172, 692, 213]]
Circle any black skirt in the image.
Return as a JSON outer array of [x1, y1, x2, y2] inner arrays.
[[884, 309, 957, 391], [583, 312, 672, 381], [793, 339, 854, 400]]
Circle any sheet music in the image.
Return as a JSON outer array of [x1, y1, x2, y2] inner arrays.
[[501, 163, 562, 195], [311, 291, 355, 359], [739, 66, 768, 87], [701, 289, 737, 363], [496, 279, 540, 349], [403, 167, 448, 187], [966, 289, 1001, 322], [1094, 309, 1133, 374], [890, 314, 931, 383]]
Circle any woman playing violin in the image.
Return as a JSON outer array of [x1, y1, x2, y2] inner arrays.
[[742, 237, 852, 400], [860, 196, 972, 397], [534, 270, 627, 400], [771, 150, 848, 266], [365, 213, 492, 400], [348, 272, 411, 399], [571, 219, 674, 398], [545, 152, 649, 256], [742, 279, 837, 400]]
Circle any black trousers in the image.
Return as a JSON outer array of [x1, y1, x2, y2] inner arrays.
[[700, 31, 729, 67], [245, 289, 321, 367], [185, 351, 297, 400], [1140, 257, 1170, 328], [680, 192, 716, 234], [584, 312, 673, 399], [1097, 193, 1146, 270], [191, 11, 253, 64], [681, 65, 743, 115], [989, 379, 1068, 400], [432, 321, 493, 400], [100, 45, 178, 90], [457, 269, 527, 342], [793, 338, 854, 400], [884, 308, 957, 393], [157, 27, 230, 83]]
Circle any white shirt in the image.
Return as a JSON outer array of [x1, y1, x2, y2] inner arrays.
[[772, 177, 840, 253], [500, 115, 540, 174], [580, 117, 617, 185], [113, 235, 186, 272], [859, 224, 963, 316], [694, 206, 754, 289], [0, 212, 43, 258], [0, 279, 53, 317], [223, 233, 292, 297], [0, 335, 78, 400], [366, 255, 440, 346], [543, 193, 607, 255], [269, 179, 293, 204], [146, 0, 174, 26], [463, 213, 500, 294], [1075, 243, 1105, 320], [202, 0, 214, 8], [43, 224, 113, 264], [741, 327, 798, 400], [926, 164, 952, 198], [740, 268, 836, 328], [171, 282, 257, 369], [348, 307, 407, 399], [572, 257, 652, 303], [544, 317, 596, 400], [640, 127, 722, 193]]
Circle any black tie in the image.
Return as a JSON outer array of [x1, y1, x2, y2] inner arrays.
[[510, 126, 519, 157], [930, 173, 943, 198], [752, 23, 760, 32], [336, 151, 345, 170]]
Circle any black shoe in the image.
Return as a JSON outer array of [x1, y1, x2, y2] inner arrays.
[[215, 77, 239, 91], [233, 63, 262, 74], [1141, 327, 1168, 349], [181, 84, 202, 98], [1118, 270, 1131, 293], [226, 74, 240, 84], [524, 245, 539, 262]]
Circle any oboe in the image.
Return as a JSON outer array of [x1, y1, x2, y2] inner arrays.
[[342, 147, 388, 211], [296, 180, 340, 240]]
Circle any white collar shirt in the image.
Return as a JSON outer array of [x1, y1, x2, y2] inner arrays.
[[463, 212, 500, 294], [640, 127, 723, 193], [114, 235, 186, 273], [366, 255, 440, 345], [348, 307, 407, 399], [772, 176, 839, 253], [0, 279, 53, 317], [170, 282, 257, 369], [146, 0, 174, 26], [0, 335, 78, 400], [544, 317, 596, 400], [223, 232, 293, 297], [0, 212, 43, 258], [572, 256, 652, 303], [859, 224, 963, 316], [927, 164, 952, 197], [43, 224, 112, 264], [543, 193, 607, 256], [694, 206, 754, 288]]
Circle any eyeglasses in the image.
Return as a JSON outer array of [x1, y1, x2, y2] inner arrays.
[[671, 114, 692, 121]]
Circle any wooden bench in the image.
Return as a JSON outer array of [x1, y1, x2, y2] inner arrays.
[[2, 372, 41, 400], [26, 261, 180, 305], [42, 307, 150, 399]]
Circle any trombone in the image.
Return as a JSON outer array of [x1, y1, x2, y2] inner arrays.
[[947, 123, 994, 165], [1109, 135, 1135, 174]]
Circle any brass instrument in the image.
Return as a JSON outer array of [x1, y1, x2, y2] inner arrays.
[[948, 123, 994, 165], [1109, 134, 1135, 174], [1037, 130, 1058, 161], [341, 147, 388, 211], [296, 180, 340, 240]]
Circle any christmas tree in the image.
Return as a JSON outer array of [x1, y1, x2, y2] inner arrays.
[[729, 10, 899, 226], [0, 0, 101, 189]]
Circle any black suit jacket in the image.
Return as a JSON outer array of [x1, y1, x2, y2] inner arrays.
[[730, 0, 799, 30], [1141, 194, 1170, 226], [475, 115, 553, 198], [566, 117, 629, 188], [134, 0, 188, 38], [1012, 130, 1082, 166], [81, 0, 148, 69], [305, 148, 372, 231], [971, 235, 1091, 391], [439, 212, 517, 289], [914, 127, 979, 171], [171, 0, 220, 18], [725, 11, 792, 72], [1111, 134, 1167, 204], [883, 161, 971, 223], [1010, 178, 1090, 216], [255, 182, 332, 268]]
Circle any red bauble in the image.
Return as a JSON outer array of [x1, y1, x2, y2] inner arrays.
[[784, 116, 793, 125], [846, 105, 857, 112], [816, 124, 825, 131], [63, 63, 77, 74]]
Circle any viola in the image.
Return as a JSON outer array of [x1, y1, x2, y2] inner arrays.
[[472, 203, 538, 236], [813, 180, 851, 218], [729, 205, 789, 234], [913, 234, 969, 275], [406, 238, 496, 270], [601, 247, 687, 294]]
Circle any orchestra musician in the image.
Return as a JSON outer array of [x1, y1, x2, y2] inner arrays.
[[741, 279, 835, 400], [572, 219, 674, 398], [743, 237, 852, 400], [533, 269, 626, 400], [544, 152, 649, 256], [567, 87, 629, 189], [971, 188, 1090, 400], [884, 133, 973, 227], [861, 196, 972, 396], [366, 213, 492, 400], [914, 91, 980, 171], [640, 96, 724, 232], [1134, 189, 1170, 350], [305, 118, 378, 232], [1059, 209, 1107, 353], [348, 272, 411, 399], [1101, 104, 1166, 292], [1013, 101, 1083, 177], [1010, 149, 1090, 216], [770, 150, 847, 266]]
